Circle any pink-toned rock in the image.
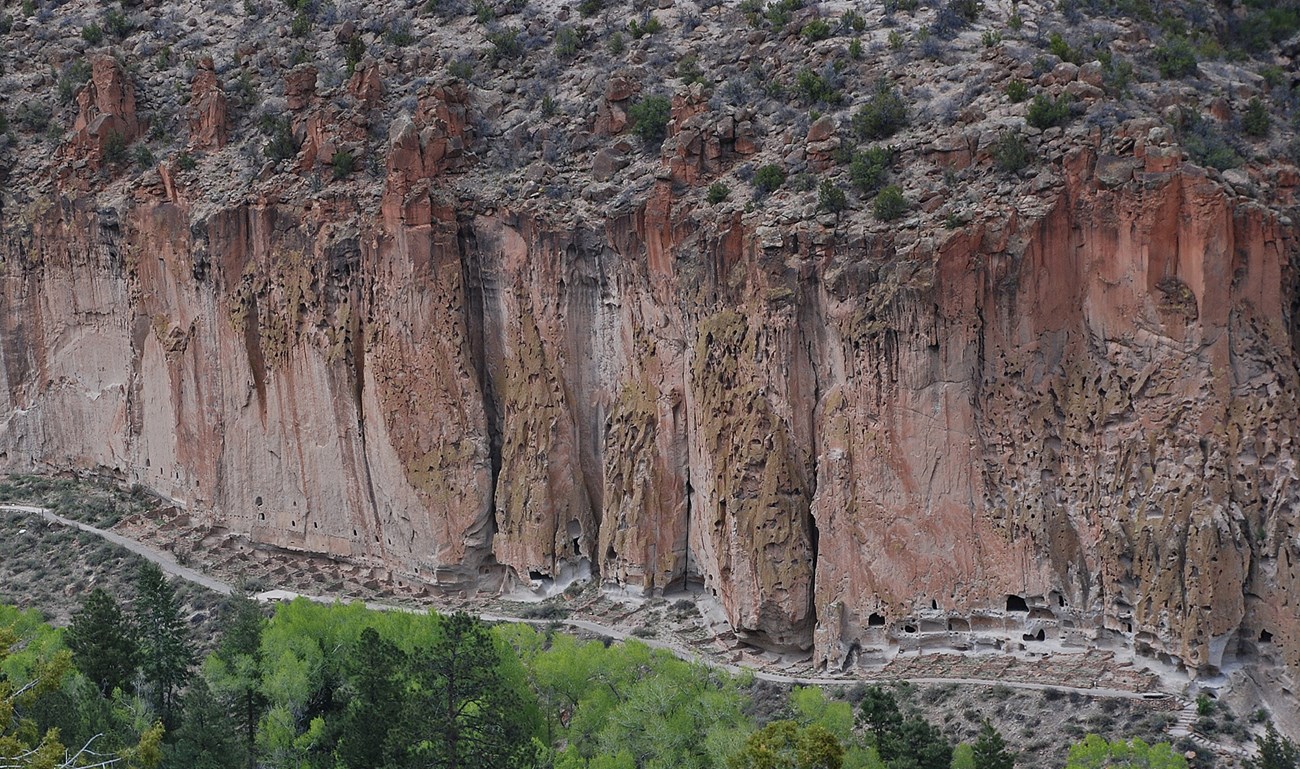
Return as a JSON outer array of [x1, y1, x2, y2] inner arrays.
[[348, 61, 384, 109], [1040, 61, 1079, 86], [1209, 97, 1232, 122], [187, 56, 228, 149], [605, 74, 640, 102], [806, 115, 836, 143], [1078, 60, 1105, 88], [62, 55, 145, 172], [285, 65, 318, 110]]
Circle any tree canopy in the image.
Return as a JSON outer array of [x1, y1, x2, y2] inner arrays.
[[1064, 735, 1188, 769]]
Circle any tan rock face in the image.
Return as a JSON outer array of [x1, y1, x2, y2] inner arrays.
[[2, 110, 1298, 685]]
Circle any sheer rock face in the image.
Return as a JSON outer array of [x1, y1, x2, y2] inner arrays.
[[1, 99, 1298, 692]]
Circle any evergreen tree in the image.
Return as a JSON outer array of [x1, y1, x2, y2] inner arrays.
[[1249, 725, 1299, 769], [888, 717, 951, 769], [858, 686, 903, 758], [208, 592, 267, 769], [65, 588, 138, 697], [334, 627, 407, 769], [390, 612, 537, 769], [972, 722, 1015, 769], [164, 678, 240, 769], [133, 562, 194, 727]]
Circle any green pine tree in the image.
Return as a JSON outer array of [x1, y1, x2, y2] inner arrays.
[[888, 717, 952, 769], [972, 722, 1015, 769], [335, 626, 407, 769], [133, 562, 195, 727], [164, 678, 241, 769], [390, 612, 537, 769], [858, 686, 903, 758], [209, 591, 267, 769], [1249, 724, 1299, 769], [65, 588, 139, 697]]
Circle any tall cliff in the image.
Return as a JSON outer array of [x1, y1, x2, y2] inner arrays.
[[1, 0, 1299, 709]]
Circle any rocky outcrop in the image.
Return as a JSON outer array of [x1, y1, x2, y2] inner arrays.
[[187, 57, 228, 151], [62, 55, 145, 173]]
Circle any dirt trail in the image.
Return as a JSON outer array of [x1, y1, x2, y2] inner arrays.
[[3, 503, 1173, 701]]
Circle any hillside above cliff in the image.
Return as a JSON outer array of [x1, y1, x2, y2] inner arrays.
[[1, 0, 1300, 737]]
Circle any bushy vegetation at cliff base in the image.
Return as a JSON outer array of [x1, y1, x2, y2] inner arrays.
[[2, 585, 1297, 769]]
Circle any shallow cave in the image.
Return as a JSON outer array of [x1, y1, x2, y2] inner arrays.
[[1006, 594, 1029, 612]]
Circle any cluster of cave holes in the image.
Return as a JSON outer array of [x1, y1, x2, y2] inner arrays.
[[890, 594, 1060, 638]]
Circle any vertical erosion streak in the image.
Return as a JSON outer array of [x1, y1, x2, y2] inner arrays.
[[351, 282, 383, 534], [458, 221, 504, 543], [564, 234, 606, 567], [798, 275, 824, 631]]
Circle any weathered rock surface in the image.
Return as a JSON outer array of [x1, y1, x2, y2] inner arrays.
[[1, 0, 1298, 734], [5, 133, 1297, 675], [187, 57, 228, 151]]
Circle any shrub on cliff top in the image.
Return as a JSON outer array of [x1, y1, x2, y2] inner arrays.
[[331, 149, 355, 179], [103, 130, 128, 165], [260, 114, 299, 161], [753, 163, 787, 195], [555, 26, 582, 59], [1177, 112, 1242, 170], [801, 18, 831, 42], [872, 185, 908, 220], [849, 145, 894, 193], [487, 27, 523, 63], [627, 13, 662, 38], [852, 81, 908, 140], [991, 131, 1032, 172], [817, 179, 847, 213], [794, 67, 840, 105], [344, 35, 366, 74], [628, 94, 671, 146], [1154, 36, 1198, 78], [1026, 93, 1071, 129], [1242, 96, 1270, 137], [105, 8, 132, 38]]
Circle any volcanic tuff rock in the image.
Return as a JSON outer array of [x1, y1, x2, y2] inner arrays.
[[1, 0, 1299, 728]]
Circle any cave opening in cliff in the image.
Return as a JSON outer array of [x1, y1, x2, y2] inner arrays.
[[1006, 595, 1029, 612], [868, 612, 885, 627], [1022, 629, 1046, 642], [1260, 629, 1273, 643]]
